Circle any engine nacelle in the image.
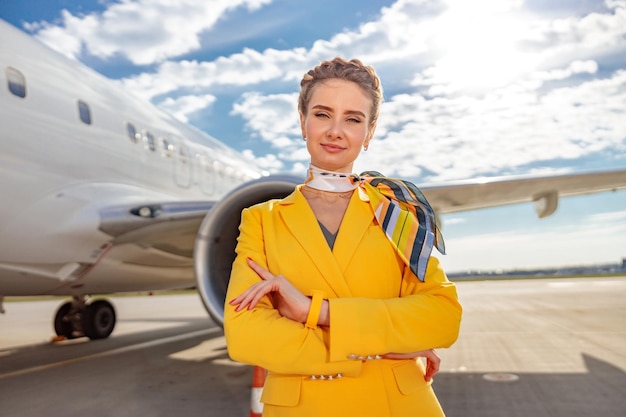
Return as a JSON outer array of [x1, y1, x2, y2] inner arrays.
[[193, 175, 301, 326]]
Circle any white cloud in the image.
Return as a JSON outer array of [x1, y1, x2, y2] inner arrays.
[[120, 48, 306, 101], [358, 70, 626, 181], [241, 149, 284, 171], [231, 91, 302, 146], [439, 207, 626, 272], [587, 209, 626, 224], [157, 94, 216, 123], [29, 0, 273, 64], [24, 10, 88, 60], [534, 60, 599, 81]]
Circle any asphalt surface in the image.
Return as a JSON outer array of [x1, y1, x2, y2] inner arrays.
[[1, 276, 625, 417]]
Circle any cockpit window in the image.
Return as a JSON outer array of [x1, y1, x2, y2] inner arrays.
[[6, 67, 26, 98], [78, 100, 92, 125]]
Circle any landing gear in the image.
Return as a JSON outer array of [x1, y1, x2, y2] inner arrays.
[[82, 299, 116, 339], [53, 296, 116, 340], [53, 301, 76, 339]]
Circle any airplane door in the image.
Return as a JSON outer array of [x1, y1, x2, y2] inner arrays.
[[197, 152, 216, 195], [172, 137, 192, 188]]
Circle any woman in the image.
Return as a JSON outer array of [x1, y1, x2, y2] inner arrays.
[[224, 57, 462, 416]]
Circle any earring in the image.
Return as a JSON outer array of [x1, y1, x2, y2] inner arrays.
[[363, 144, 369, 152], [303, 137, 307, 141]]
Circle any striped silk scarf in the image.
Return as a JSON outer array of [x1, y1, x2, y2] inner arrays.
[[354, 171, 445, 282], [304, 165, 445, 281]]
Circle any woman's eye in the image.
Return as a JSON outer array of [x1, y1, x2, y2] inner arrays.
[[347, 117, 362, 123], [314, 112, 329, 118]]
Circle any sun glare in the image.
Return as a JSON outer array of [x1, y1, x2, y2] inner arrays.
[[426, 1, 534, 94]]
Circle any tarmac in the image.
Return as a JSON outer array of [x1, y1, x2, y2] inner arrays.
[[1, 276, 625, 416]]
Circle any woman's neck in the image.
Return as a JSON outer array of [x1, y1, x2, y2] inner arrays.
[[301, 186, 352, 235], [304, 164, 357, 193]]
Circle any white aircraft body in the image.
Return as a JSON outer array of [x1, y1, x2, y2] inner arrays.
[[1, 19, 625, 340]]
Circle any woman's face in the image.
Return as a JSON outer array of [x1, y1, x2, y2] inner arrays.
[[300, 78, 375, 173]]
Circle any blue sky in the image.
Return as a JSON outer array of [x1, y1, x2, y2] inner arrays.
[[1, 0, 625, 273]]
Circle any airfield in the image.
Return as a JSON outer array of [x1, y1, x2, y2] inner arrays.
[[1, 276, 625, 417]]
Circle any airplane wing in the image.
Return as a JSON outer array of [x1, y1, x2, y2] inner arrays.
[[94, 168, 626, 271], [95, 167, 626, 265], [421, 168, 626, 218], [99, 200, 215, 261]]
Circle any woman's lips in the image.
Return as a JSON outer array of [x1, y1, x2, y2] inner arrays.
[[321, 143, 345, 153]]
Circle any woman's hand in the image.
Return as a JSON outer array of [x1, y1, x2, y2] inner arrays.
[[229, 258, 311, 323], [382, 349, 441, 381]]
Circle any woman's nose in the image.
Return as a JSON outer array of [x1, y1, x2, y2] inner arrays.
[[326, 119, 343, 139]]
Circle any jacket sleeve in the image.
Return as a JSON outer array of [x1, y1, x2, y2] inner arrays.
[[328, 256, 462, 362], [223, 205, 362, 377]]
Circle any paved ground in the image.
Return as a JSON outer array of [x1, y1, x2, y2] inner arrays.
[[434, 276, 626, 417], [1, 276, 625, 417]]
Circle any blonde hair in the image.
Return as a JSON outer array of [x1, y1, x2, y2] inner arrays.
[[298, 57, 383, 129]]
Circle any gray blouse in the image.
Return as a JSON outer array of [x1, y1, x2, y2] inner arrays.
[[318, 221, 337, 250]]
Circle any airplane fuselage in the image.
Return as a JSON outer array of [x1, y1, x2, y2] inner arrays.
[[0, 20, 261, 297]]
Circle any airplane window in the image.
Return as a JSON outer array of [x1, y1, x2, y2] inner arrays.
[[143, 130, 156, 151], [6, 67, 26, 98], [161, 138, 173, 158], [126, 123, 139, 143], [78, 100, 92, 125]]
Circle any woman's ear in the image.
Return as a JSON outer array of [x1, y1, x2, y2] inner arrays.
[[299, 112, 306, 138], [366, 122, 377, 143]]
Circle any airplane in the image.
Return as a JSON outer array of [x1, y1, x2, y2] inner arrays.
[[1, 18, 625, 341]]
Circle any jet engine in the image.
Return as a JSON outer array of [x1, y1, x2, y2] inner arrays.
[[193, 175, 301, 326]]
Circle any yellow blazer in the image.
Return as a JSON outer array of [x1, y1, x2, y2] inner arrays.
[[224, 185, 462, 417]]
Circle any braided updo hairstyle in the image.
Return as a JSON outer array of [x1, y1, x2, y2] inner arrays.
[[298, 57, 383, 130]]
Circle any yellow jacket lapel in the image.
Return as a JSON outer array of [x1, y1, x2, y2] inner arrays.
[[278, 187, 353, 298], [333, 189, 376, 275]]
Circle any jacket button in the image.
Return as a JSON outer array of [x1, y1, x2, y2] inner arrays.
[[347, 354, 357, 360]]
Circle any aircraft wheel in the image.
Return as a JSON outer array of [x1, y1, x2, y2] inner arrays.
[[53, 301, 77, 339], [82, 300, 116, 340]]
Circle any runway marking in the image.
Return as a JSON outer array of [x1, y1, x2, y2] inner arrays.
[[546, 279, 626, 288], [482, 373, 520, 382], [168, 335, 247, 367], [0, 327, 222, 380]]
